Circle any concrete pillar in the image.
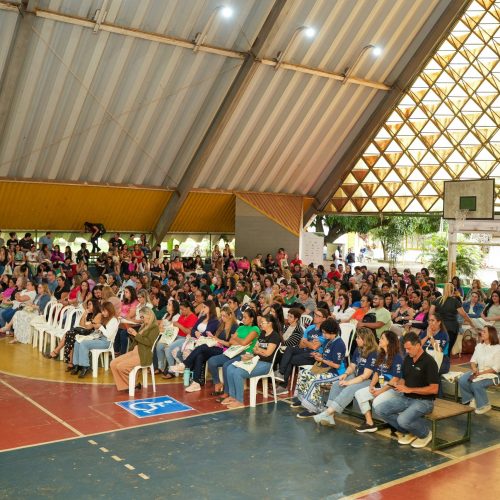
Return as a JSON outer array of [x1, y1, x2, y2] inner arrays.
[[448, 221, 457, 281], [235, 197, 299, 259]]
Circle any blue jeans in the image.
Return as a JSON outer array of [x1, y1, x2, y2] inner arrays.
[[376, 392, 434, 438], [165, 338, 186, 368], [73, 337, 111, 367], [0, 307, 14, 327], [226, 361, 271, 403], [114, 328, 129, 355], [326, 375, 371, 413], [207, 353, 242, 385], [458, 371, 495, 409]]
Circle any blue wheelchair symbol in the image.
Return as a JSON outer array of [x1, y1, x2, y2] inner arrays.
[[116, 396, 193, 418]]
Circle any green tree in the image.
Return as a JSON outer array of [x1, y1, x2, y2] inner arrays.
[[422, 234, 481, 283], [314, 215, 383, 243], [369, 215, 442, 263]]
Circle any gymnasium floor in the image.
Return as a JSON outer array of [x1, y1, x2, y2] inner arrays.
[[1, 339, 499, 499]]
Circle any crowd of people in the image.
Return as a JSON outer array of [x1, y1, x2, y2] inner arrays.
[[0, 231, 498, 439]]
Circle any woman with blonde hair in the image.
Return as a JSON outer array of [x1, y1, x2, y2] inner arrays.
[[110, 307, 160, 391]]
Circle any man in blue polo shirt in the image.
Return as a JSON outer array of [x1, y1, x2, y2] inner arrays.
[[275, 308, 329, 395]]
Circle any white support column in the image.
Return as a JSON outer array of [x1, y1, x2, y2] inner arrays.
[[448, 221, 457, 281]]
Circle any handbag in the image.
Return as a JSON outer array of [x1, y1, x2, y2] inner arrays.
[[233, 355, 259, 374], [426, 344, 443, 370], [462, 331, 476, 355], [223, 344, 247, 359], [472, 373, 499, 384], [451, 332, 464, 356], [310, 361, 331, 375], [158, 325, 179, 345], [195, 336, 218, 348]]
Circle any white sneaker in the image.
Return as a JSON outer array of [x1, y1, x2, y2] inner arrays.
[[170, 363, 185, 373], [313, 411, 335, 426], [274, 370, 284, 381], [397, 433, 417, 445], [185, 382, 201, 393], [469, 399, 476, 409], [411, 431, 433, 449], [475, 404, 492, 415]]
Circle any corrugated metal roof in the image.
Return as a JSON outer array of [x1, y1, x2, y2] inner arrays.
[[169, 192, 235, 233], [0, 180, 172, 231], [0, 6, 18, 80], [236, 192, 303, 236], [0, 0, 273, 185], [0, 0, 461, 232], [194, 0, 451, 195]]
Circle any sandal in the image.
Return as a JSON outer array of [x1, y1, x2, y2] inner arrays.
[[161, 372, 175, 380], [210, 390, 225, 396], [43, 351, 58, 359], [215, 395, 229, 403]]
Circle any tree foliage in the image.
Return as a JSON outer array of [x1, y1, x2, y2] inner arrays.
[[422, 234, 481, 283], [314, 215, 383, 243]]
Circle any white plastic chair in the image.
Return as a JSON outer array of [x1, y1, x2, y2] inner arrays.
[[91, 326, 119, 378], [340, 323, 356, 364], [46, 306, 76, 353], [249, 344, 281, 407], [38, 302, 63, 352], [128, 335, 160, 397], [31, 300, 53, 349], [58, 308, 83, 360]]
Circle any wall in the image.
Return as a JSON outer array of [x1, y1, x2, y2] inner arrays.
[[235, 198, 299, 259]]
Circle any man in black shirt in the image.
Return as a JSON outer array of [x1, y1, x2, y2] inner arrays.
[[376, 331, 439, 449]]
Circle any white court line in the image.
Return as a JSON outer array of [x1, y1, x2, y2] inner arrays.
[[138, 473, 149, 480], [0, 379, 83, 437], [111, 455, 123, 461], [99, 447, 109, 453], [124, 464, 135, 470]]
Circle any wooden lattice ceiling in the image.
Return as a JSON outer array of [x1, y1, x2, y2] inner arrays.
[[327, 0, 500, 214]]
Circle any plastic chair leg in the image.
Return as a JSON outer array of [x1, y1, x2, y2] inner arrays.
[[249, 379, 257, 407], [129, 367, 140, 397], [103, 352, 109, 371], [92, 352, 99, 378], [271, 376, 277, 404], [142, 368, 148, 388], [262, 378, 268, 399], [150, 366, 156, 393]]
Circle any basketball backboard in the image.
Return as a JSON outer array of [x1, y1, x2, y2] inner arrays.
[[443, 179, 495, 220]]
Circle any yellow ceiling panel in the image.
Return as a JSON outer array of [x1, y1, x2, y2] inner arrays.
[[170, 192, 235, 233], [0, 181, 172, 231]]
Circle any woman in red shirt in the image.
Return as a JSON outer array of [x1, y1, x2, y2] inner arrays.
[[161, 301, 198, 378]]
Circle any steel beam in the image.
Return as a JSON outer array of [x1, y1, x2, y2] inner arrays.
[[304, 0, 473, 223]]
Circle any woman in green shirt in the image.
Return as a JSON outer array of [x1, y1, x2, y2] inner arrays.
[[208, 308, 260, 399]]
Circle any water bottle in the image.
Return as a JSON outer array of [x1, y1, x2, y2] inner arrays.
[[379, 374, 385, 387], [183, 369, 192, 387]]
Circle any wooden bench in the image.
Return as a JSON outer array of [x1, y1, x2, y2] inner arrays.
[[425, 399, 474, 451]]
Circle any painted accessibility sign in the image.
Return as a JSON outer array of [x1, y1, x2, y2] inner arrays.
[[116, 396, 193, 418]]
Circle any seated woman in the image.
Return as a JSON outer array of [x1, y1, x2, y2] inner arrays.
[[71, 302, 119, 378], [313, 327, 378, 426], [331, 293, 355, 323], [52, 300, 102, 368], [354, 330, 403, 432], [221, 314, 281, 409], [405, 298, 430, 333], [458, 325, 500, 415], [291, 318, 346, 418], [419, 313, 450, 375], [170, 300, 220, 373], [183, 306, 238, 393], [114, 286, 139, 355], [1, 281, 38, 341], [207, 308, 260, 401], [160, 301, 198, 378], [390, 295, 415, 336], [481, 291, 500, 330], [11, 283, 52, 344], [350, 294, 372, 322], [155, 299, 180, 373], [110, 307, 160, 391], [53, 276, 70, 302]]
